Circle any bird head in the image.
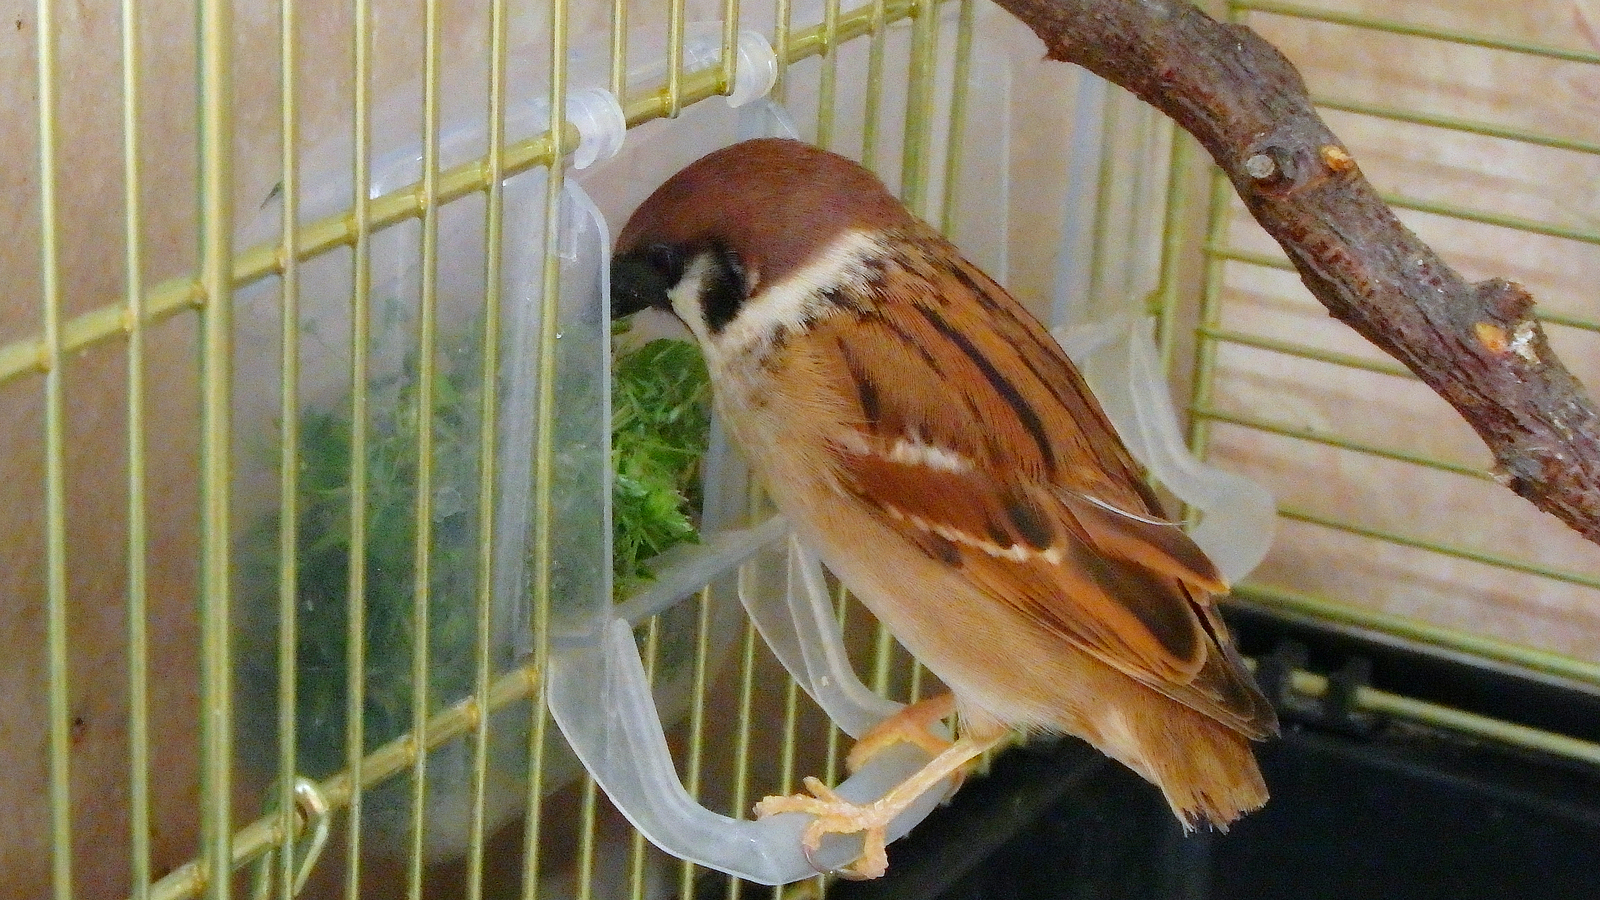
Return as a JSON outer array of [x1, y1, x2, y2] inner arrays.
[[610, 138, 915, 352]]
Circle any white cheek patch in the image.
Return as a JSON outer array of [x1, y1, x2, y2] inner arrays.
[[667, 254, 718, 348], [710, 229, 886, 358]]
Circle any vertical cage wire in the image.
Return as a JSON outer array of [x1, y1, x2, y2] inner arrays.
[[673, 589, 716, 898], [1154, 115, 1198, 373], [859, 0, 889, 165], [575, 775, 602, 900], [121, 0, 154, 889], [343, 1, 376, 896], [403, 0, 446, 894], [816, 0, 842, 147], [274, 0, 304, 895], [820, 587, 850, 810], [721, 0, 741, 95], [937, 0, 977, 236], [772, 0, 793, 103], [626, 617, 664, 899], [725, 620, 762, 900], [897, 0, 939, 215], [463, 0, 513, 892], [35, 0, 74, 896], [666, 0, 686, 116], [196, 0, 238, 895], [521, 0, 573, 895], [769, 641, 806, 900], [610, 0, 628, 100]]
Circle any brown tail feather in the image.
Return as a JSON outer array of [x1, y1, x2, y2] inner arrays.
[[1146, 712, 1268, 830], [1084, 700, 1270, 830]]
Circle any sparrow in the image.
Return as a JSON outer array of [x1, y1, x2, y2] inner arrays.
[[610, 138, 1278, 879]]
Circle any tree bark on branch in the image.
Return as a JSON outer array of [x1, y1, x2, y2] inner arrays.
[[990, 0, 1600, 544]]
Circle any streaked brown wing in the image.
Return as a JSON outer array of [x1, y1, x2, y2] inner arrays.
[[810, 230, 1275, 736]]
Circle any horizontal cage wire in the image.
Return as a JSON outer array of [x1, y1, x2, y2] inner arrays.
[[7, 1, 1600, 899]]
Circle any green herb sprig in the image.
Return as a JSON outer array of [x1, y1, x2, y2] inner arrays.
[[610, 335, 713, 597]]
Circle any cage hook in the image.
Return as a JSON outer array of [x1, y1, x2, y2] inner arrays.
[[249, 777, 333, 899]]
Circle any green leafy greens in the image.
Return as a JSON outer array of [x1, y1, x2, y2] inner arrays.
[[240, 325, 711, 777], [610, 336, 713, 596]]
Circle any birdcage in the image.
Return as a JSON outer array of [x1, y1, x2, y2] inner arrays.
[[5, 0, 1600, 898]]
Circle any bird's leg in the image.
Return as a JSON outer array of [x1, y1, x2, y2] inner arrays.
[[754, 730, 1006, 879], [845, 692, 957, 773]]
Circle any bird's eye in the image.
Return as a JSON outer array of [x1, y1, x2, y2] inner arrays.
[[644, 243, 686, 282]]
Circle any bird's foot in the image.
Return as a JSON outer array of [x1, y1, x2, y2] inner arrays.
[[755, 732, 1003, 879], [846, 693, 957, 776], [754, 776, 893, 879]]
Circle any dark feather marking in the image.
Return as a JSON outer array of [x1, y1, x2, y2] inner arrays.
[[949, 261, 1006, 314], [836, 338, 883, 426], [757, 329, 792, 368], [950, 270, 1113, 445], [1005, 495, 1055, 550], [820, 285, 871, 316], [982, 430, 1008, 463], [966, 396, 993, 431], [985, 518, 1013, 549], [915, 303, 1058, 474], [1069, 543, 1201, 664], [983, 302, 1162, 511], [1011, 331, 1088, 417], [971, 293, 1107, 439], [879, 315, 946, 377], [918, 532, 962, 567]]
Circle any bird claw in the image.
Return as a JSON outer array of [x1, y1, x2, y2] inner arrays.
[[799, 839, 876, 880], [754, 776, 892, 880]]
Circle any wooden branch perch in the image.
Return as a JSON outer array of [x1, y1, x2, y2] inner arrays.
[[991, 0, 1600, 544]]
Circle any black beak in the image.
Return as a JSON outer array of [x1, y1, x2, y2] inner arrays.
[[610, 243, 688, 320]]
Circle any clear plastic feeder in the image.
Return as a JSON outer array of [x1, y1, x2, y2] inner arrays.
[[232, 47, 622, 860]]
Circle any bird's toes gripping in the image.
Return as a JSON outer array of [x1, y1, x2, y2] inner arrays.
[[845, 693, 958, 774], [753, 776, 892, 880]]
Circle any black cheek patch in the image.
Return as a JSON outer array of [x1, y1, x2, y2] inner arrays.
[[701, 244, 749, 334], [645, 242, 687, 283]]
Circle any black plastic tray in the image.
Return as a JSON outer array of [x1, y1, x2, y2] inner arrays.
[[829, 615, 1600, 900]]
